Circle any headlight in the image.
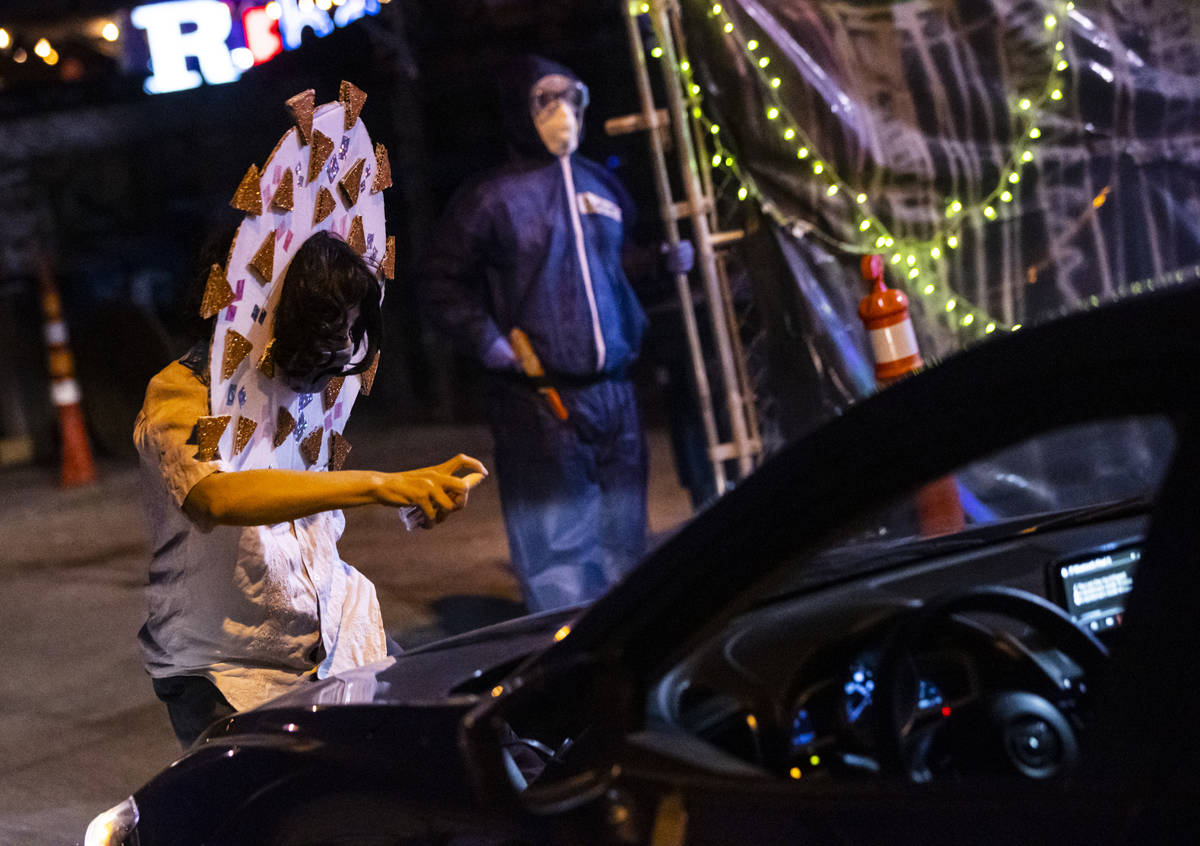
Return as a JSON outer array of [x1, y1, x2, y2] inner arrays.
[[84, 796, 139, 846]]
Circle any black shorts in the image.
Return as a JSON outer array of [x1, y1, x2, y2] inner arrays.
[[151, 675, 235, 749]]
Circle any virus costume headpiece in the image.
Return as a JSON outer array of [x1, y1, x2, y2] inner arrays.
[[194, 82, 394, 471]]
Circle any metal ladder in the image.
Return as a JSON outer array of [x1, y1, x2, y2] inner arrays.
[[608, 0, 761, 493]]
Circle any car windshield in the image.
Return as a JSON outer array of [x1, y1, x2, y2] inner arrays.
[[850, 415, 1171, 541], [758, 414, 1175, 598]]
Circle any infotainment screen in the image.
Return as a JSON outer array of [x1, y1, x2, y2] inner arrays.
[[1053, 546, 1140, 633]]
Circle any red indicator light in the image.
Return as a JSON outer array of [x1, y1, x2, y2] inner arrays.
[[941, 706, 952, 717]]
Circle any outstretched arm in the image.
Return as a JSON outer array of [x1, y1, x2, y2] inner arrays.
[[184, 454, 487, 527]]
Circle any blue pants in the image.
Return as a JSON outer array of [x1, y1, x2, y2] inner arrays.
[[486, 377, 648, 612]]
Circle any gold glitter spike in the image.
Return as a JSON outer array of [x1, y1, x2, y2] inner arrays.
[[347, 216, 366, 255], [371, 142, 392, 193], [360, 351, 380, 396], [233, 416, 258, 455], [299, 426, 324, 467], [194, 415, 230, 461], [381, 235, 395, 280], [221, 329, 254, 381], [322, 375, 344, 411], [200, 263, 234, 319], [230, 164, 263, 215], [313, 187, 337, 224], [271, 168, 294, 212], [285, 89, 315, 144], [329, 431, 352, 471], [257, 338, 276, 378], [339, 157, 365, 207], [339, 80, 367, 131], [249, 230, 275, 283], [308, 129, 334, 183], [273, 406, 295, 448]]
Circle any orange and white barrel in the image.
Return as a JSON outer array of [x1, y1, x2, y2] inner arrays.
[[857, 255, 922, 383]]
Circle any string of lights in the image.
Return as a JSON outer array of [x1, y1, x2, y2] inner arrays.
[[0, 1, 389, 92], [0, 18, 120, 72], [636, 0, 1080, 340]]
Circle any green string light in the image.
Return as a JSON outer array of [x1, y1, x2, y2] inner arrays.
[[671, 0, 1076, 339]]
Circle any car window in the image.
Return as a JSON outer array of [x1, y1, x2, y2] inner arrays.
[[834, 415, 1174, 547]]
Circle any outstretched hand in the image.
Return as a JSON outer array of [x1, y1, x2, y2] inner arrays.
[[377, 453, 488, 526]]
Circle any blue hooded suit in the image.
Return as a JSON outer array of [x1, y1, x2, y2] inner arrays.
[[421, 56, 650, 612]]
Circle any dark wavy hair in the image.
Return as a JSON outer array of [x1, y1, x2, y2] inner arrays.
[[273, 231, 382, 389], [183, 213, 241, 344]]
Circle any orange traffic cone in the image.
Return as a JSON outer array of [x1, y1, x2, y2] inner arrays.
[[858, 255, 962, 536], [38, 253, 97, 488]]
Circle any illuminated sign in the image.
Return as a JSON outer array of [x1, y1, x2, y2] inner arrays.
[[130, 0, 380, 94]]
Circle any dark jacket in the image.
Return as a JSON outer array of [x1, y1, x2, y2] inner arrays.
[[421, 56, 648, 379]]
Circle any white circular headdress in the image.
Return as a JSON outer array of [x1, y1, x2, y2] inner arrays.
[[193, 82, 395, 472]]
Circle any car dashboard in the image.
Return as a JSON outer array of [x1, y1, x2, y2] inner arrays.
[[651, 512, 1146, 783]]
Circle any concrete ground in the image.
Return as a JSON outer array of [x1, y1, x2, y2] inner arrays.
[[0, 420, 693, 846]]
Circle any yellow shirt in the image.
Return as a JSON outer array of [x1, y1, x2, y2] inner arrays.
[[133, 356, 385, 711]]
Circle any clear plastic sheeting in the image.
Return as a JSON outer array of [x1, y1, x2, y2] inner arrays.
[[681, 0, 1200, 328], [673, 0, 1200, 500]]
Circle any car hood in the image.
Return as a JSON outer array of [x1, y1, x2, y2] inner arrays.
[[129, 613, 590, 845], [247, 606, 581, 711]]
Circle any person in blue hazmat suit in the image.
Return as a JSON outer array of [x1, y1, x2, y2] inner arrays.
[[421, 55, 691, 612]]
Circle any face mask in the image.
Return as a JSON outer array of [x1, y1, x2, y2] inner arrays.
[[282, 345, 356, 394], [281, 309, 367, 394], [530, 74, 588, 157]]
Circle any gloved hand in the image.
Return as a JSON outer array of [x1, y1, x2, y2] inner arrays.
[[482, 335, 521, 372], [661, 239, 695, 275]]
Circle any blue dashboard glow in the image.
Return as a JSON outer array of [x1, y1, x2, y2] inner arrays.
[[792, 708, 816, 746], [843, 663, 876, 724], [917, 679, 944, 710], [842, 661, 943, 724]]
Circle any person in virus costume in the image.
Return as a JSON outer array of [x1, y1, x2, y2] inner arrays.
[[134, 83, 486, 748], [421, 56, 692, 612]]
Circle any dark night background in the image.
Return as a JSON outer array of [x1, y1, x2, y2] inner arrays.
[[0, 0, 677, 467]]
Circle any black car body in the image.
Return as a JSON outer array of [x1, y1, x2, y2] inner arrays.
[[88, 282, 1200, 845]]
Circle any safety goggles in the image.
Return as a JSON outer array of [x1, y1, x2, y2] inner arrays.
[[530, 75, 589, 120]]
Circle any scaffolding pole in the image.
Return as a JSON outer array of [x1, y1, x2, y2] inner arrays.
[[614, 0, 760, 489]]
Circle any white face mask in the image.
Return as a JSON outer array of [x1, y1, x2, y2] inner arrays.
[[534, 100, 580, 157], [530, 74, 587, 157]]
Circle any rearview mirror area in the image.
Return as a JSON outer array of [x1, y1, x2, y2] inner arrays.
[[461, 657, 635, 815]]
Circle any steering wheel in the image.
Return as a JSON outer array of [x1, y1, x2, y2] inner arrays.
[[871, 585, 1109, 783]]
